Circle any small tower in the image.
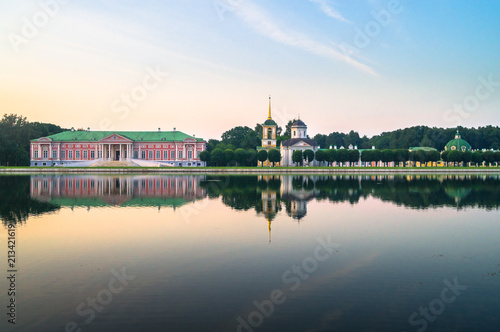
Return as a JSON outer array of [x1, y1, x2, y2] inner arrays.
[[290, 116, 307, 139], [261, 96, 277, 148]]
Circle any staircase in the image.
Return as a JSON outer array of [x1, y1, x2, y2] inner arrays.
[[91, 160, 139, 167]]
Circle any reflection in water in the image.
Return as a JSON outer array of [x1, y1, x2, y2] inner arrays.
[[1, 173, 500, 331], [30, 175, 206, 209], [0, 176, 59, 225], [3, 173, 499, 226]]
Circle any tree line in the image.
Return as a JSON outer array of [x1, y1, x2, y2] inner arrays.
[[0, 114, 66, 166]]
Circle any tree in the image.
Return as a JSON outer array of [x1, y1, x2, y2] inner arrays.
[[441, 151, 450, 166], [348, 149, 360, 166], [315, 150, 326, 165], [447, 150, 462, 166], [292, 150, 303, 166], [472, 151, 483, 167], [246, 149, 257, 166], [462, 151, 472, 167], [221, 126, 255, 149], [210, 148, 225, 166], [337, 149, 349, 167], [426, 150, 440, 165], [241, 131, 261, 150], [234, 148, 247, 166], [303, 149, 314, 166], [283, 119, 297, 137], [224, 149, 235, 165], [257, 150, 268, 166], [199, 150, 210, 165], [494, 151, 500, 167], [268, 149, 281, 167], [380, 149, 394, 167], [483, 151, 495, 166], [326, 149, 337, 167], [394, 149, 409, 167]]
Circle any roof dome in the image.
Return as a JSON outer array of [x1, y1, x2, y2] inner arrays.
[[264, 119, 277, 126], [445, 130, 472, 152], [291, 119, 306, 127]]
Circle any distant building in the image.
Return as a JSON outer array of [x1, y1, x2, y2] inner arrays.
[[30, 128, 206, 167], [444, 129, 472, 152], [280, 118, 319, 166]]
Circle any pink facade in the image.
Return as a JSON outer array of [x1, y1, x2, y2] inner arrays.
[[30, 133, 206, 167]]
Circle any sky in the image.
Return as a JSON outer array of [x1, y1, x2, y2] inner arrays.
[[1, 0, 499, 140]]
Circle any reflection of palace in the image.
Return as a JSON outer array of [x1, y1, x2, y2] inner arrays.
[[30, 175, 206, 209]]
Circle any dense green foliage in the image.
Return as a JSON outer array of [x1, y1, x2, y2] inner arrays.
[[0, 114, 66, 166], [313, 125, 500, 150]]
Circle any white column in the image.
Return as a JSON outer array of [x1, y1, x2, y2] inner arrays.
[[175, 145, 178, 161], [38, 144, 41, 160], [139, 145, 141, 159], [58, 144, 60, 160], [31, 144, 34, 161], [120, 144, 123, 161]]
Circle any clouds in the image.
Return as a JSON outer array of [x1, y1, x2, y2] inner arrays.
[[308, 0, 350, 24], [233, 1, 376, 75]]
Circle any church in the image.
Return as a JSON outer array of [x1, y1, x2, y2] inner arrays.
[[257, 97, 319, 166]]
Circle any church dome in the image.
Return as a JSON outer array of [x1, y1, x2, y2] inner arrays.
[[445, 130, 472, 152], [264, 119, 277, 126], [291, 119, 306, 127]]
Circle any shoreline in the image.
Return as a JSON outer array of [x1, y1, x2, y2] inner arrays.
[[1, 167, 499, 175]]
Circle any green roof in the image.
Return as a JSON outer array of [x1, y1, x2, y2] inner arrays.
[[444, 131, 471, 152], [264, 119, 277, 126], [409, 147, 438, 152], [32, 130, 205, 142]]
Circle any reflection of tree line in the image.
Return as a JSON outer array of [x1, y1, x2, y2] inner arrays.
[[0, 176, 60, 225], [201, 175, 500, 213], [2, 174, 499, 225]]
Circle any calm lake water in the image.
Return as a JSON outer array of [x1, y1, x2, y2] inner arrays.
[[1, 174, 500, 332]]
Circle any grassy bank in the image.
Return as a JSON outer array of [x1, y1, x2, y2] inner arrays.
[[1, 166, 499, 174]]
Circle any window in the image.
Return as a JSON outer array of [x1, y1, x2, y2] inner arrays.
[[90, 151, 95, 159], [268, 141, 271, 145], [293, 130, 296, 137], [156, 151, 161, 159], [170, 151, 175, 159], [52, 151, 57, 159], [43, 150, 48, 159], [149, 151, 153, 159], [267, 128, 272, 139], [164, 151, 168, 159], [34, 150, 39, 158], [76, 151, 80, 159], [141, 151, 146, 159], [134, 151, 138, 159], [83, 151, 88, 159], [178, 151, 183, 159], [61, 151, 65, 159], [188, 150, 193, 159], [68, 151, 73, 159]]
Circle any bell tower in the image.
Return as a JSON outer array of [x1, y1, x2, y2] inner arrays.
[[262, 96, 277, 148]]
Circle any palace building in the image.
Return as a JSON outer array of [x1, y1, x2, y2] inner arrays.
[[30, 128, 206, 167]]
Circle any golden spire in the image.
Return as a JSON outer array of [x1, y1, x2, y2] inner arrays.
[[268, 217, 272, 244], [267, 95, 272, 120]]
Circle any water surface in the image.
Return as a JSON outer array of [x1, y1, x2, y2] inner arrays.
[[1, 174, 500, 332]]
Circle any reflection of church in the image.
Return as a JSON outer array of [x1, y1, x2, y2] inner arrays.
[[30, 175, 206, 209], [259, 175, 319, 243]]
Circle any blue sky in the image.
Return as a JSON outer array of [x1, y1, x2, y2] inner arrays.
[[1, 0, 499, 140]]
